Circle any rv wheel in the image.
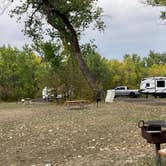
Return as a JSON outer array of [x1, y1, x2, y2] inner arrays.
[[159, 94, 166, 98], [129, 92, 136, 98]]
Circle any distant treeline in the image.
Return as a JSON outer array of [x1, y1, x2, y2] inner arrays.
[[0, 44, 166, 101]]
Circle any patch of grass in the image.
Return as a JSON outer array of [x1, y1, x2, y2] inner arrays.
[[136, 157, 155, 166], [136, 157, 166, 166]]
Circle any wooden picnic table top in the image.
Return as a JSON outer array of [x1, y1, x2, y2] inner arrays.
[[65, 100, 90, 104]]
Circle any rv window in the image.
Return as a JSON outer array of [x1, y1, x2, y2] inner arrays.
[[146, 83, 150, 87], [157, 81, 165, 87]]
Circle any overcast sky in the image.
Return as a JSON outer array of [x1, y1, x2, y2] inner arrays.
[[0, 0, 166, 60]]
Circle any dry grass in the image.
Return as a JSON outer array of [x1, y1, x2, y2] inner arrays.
[[0, 99, 166, 166]]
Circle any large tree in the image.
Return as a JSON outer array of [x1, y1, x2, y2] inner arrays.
[[9, 0, 105, 91]]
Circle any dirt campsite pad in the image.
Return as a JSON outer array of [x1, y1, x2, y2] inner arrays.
[[0, 99, 166, 166]]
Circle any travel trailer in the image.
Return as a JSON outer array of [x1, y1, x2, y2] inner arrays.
[[140, 77, 166, 97]]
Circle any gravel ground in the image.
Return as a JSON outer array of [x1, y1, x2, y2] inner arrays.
[[0, 99, 165, 166]]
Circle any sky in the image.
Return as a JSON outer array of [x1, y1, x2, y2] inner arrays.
[[0, 0, 166, 60]]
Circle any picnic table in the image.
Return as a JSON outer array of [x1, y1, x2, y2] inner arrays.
[[65, 100, 90, 110]]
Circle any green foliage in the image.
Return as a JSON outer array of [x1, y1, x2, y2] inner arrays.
[[82, 43, 112, 90], [34, 41, 63, 70], [59, 55, 94, 100], [122, 54, 146, 88], [0, 45, 52, 101], [148, 63, 166, 76], [144, 51, 166, 67]]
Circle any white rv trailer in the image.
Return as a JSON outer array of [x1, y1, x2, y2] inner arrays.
[[140, 77, 166, 97]]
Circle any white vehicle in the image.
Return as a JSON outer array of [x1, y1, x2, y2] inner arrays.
[[114, 86, 139, 97], [140, 77, 166, 97]]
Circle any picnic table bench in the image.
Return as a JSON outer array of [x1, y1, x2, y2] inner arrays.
[[65, 100, 90, 110]]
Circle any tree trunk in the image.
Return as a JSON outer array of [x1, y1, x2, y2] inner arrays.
[[68, 33, 97, 90]]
